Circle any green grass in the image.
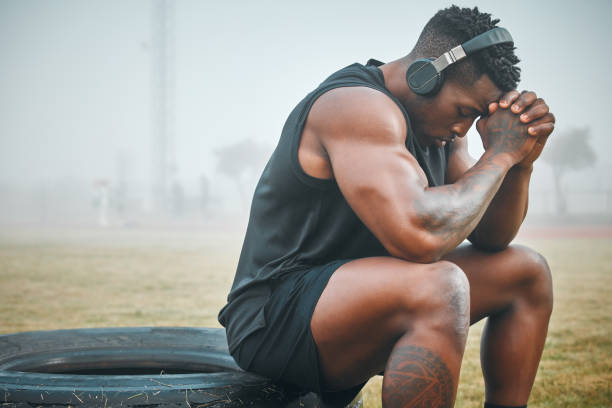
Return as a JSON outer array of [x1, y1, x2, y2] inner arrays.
[[0, 227, 610, 407]]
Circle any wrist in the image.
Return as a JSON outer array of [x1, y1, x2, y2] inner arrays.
[[513, 162, 534, 173], [482, 150, 515, 170]]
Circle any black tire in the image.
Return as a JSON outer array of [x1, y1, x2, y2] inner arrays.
[[0, 327, 336, 408]]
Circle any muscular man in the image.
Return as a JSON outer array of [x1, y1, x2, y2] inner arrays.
[[219, 6, 555, 408]]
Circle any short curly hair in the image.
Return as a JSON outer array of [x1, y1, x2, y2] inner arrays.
[[414, 5, 521, 92]]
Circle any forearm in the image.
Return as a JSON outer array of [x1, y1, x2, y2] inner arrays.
[[410, 152, 513, 261], [468, 164, 533, 250]]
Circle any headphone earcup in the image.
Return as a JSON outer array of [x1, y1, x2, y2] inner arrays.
[[406, 58, 445, 96]]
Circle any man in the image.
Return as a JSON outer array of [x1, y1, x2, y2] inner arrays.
[[219, 5, 555, 408]]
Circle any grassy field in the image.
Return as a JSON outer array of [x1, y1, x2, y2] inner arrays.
[[0, 226, 610, 407]]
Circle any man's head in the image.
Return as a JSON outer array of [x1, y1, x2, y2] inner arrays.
[[413, 5, 520, 92], [396, 6, 521, 147]]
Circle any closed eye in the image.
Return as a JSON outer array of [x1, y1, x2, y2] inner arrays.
[[458, 107, 483, 119]]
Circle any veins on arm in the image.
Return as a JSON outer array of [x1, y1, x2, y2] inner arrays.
[[317, 86, 524, 262], [441, 112, 534, 252], [412, 154, 510, 259]]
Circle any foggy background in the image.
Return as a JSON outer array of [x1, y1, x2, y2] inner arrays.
[[1, 0, 610, 228]]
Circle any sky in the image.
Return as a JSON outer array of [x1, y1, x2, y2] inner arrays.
[[1, 0, 611, 197]]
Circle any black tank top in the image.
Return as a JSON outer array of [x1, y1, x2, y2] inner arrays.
[[218, 60, 451, 353]]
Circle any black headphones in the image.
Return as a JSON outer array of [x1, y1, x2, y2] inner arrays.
[[406, 27, 513, 96]]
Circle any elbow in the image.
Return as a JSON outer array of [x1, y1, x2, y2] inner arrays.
[[385, 228, 446, 264], [468, 232, 511, 252], [470, 240, 509, 252], [468, 228, 515, 252]]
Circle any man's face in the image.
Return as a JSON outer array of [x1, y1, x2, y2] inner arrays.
[[404, 74, 503, 148]]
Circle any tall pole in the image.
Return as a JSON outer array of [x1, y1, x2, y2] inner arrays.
[[151, 0, 175, 214]]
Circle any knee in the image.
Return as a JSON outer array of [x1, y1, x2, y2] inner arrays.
[[510, 245, 554, 315], [430, 261, 471, 327], [400, 261, 470, 343]]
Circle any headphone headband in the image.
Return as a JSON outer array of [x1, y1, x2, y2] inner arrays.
[[463, 27, 513, 55], [431, 27, 513, 74]]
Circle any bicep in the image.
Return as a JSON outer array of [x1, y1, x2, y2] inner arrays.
[[309, 86, 440, 260], [328, 135, 434, 258]]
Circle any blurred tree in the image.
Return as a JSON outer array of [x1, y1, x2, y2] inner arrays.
[[542, 127, 596, 214], [214, 139, 270, 210]]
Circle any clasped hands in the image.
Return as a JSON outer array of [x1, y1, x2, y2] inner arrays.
[[477, 90, 556, 168]]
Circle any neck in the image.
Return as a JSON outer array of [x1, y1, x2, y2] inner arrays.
[[378, 54, 431, 147], [378, 54, 419, 109]]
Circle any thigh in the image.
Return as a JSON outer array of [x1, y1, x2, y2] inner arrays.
[[443, 243, 550, 324], [310, 256, 464, 391]]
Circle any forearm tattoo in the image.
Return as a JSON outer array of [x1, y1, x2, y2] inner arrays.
[[383, 345, 454, 408], [414, 156, 507, 244], [411, 111, 530, 250]]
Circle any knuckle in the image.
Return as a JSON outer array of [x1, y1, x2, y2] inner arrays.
[[520, 89, 536, 98]]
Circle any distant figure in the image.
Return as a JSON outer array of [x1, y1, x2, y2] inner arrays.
[[220, 6, 555, 408], [92, 179, 110, 227]]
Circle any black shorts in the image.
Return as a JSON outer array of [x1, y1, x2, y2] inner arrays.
[[230, 259, 363, 405]]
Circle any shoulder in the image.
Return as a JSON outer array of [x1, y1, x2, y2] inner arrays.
[[307, 86, 407, 145]]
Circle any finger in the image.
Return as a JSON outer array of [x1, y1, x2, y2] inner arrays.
[[527, 121, 555, 137], [520, 99, 550, 123], [511, 91, 537, 114], [529, 112, 556, 126], [525, 132, 550, 162], [535, 131, 550, 147], [525, 113, 555, 136], [488, 102, 498, 114], [532, 131, 551, 154], [499, 90, 520, 108]]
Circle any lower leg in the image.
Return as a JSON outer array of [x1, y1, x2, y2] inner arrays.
[[443, 245, 553, 406], [480, 298, 552, 405]]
